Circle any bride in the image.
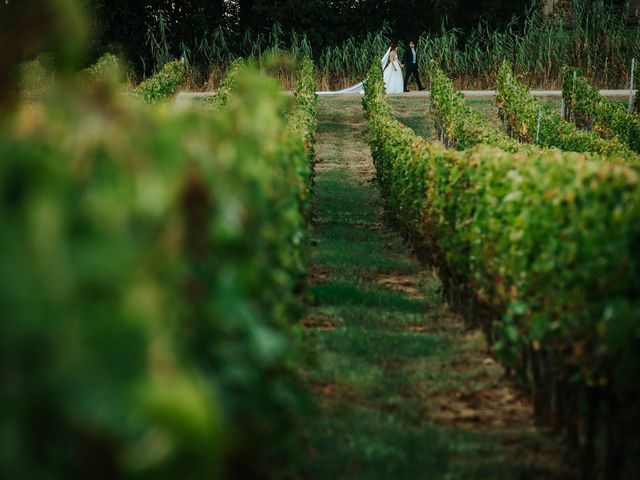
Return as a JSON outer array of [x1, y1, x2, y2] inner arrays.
[[317, 43, 403, 95], [382, 43, 403, 94]]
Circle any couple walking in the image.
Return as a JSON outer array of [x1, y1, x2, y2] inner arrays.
[[316, 41, 424, 96], [383, 41, 425, 94]]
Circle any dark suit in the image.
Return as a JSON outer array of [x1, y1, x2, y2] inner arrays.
[[402, 46, 424, 91]]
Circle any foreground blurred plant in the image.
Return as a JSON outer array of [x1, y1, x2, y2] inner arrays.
[[0, 0, 87, 110], [1, 13, 316, 477]]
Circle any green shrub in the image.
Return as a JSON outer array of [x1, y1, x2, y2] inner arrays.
[[80, 53, 123, 84], [287, 56, 317, 219], [563, 67, 640, 153], [428, 62, 525, 152], [364, 61, 640, 472], [206, 58, 246, 109], [135, 60, 186, 103], [290, 56, 317, 153], [16, 54, 55, 102], [362, 61, 390, 119], [1, 66, 314, 478], [496, 62, 637, 161]]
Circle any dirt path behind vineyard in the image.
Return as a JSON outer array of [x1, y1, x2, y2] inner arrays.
[[296, 96, 574, 479]]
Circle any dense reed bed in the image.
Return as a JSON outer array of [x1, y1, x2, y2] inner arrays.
[[146, 1, 640, 91]]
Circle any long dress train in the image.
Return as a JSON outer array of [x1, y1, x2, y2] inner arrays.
[[317, 48, 393, 95]]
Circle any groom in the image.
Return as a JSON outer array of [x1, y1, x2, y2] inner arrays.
[[402, 40, 425, 92]]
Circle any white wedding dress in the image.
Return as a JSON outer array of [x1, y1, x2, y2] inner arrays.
[[317, 48, 402, 95], [383, 53, 404, 94]]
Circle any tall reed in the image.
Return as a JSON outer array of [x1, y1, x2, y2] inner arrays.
[[142, 0, 639, 90]]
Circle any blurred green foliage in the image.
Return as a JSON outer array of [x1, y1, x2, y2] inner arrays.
[[0, 4, 317, 473], [207, 59, 247, 110], [16, 54, 56, 103], [80, 53, 124, 85], [0, 0, 87, 110], [134, 60, 186, 104]]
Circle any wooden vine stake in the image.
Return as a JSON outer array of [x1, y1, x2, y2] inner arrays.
[[629, 58, 636, 113]]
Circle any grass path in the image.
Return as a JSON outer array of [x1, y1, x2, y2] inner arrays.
[[296, 96, 572, 479]]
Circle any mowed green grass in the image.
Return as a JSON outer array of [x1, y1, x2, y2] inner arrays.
[[388, 96, 433, 138]]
